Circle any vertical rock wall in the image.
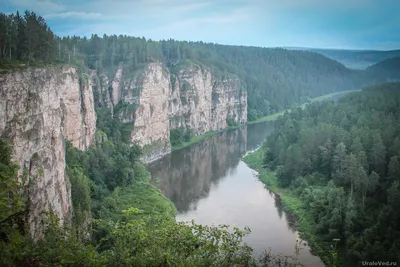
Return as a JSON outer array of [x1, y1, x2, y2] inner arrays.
[[0, 66, 96, 237], [95, 61, 248, 162]]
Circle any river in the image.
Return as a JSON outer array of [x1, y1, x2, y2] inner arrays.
[[148, 121, 324, 267]]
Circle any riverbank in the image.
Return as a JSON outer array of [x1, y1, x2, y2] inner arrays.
[[248, 89, 360, 125], [243, 148, 331, 266], [171, 130, 217, 151], [171, 90, 359, 152]]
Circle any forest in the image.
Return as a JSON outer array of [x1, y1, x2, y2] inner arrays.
[[1, 10, 395, 120], [261, 82, 400, 266]]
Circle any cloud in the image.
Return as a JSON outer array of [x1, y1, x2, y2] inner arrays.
[[9, 0, 65, 13], [44, 11, 104, 20], [5, 0, 400, 49]]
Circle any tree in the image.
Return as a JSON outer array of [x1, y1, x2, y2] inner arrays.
[[332, 142, 347, 184], [387, 156, 400, 183], [369, 132, 386, 176], [343, 153, 361, 197], [0, 139, 26, 232], [359, 170, 379, 209]]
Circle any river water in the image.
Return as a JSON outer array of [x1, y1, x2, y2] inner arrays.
[[148, 121, 324, 267]]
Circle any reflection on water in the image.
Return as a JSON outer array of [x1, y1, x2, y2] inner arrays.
[[149, 127, 248, 213], [148, 122, 324, 267], [274, 194, 297, 232]]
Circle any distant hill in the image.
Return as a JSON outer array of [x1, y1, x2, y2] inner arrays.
[[366, 56, 400, 81], [285, 47, 400, 70]]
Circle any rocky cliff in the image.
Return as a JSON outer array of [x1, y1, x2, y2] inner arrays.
[[0, 66, 96, 237], [99, 61, 247, 162], [0, 61, 247, 235]]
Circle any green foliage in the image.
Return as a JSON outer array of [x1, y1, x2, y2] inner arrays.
[[226, 116, 238, 127], [66, 166, 92, 231], [260, 83, 400, 265], [170, 128, 191, 146], [95, 107, 135, 144], [99, 163, 176, 221], [101, 214, 255, 267], [171, 130, 216, 151], [1, 213, 106, 267], [0, 138, 27, 237], [0, 11, 56, 63]]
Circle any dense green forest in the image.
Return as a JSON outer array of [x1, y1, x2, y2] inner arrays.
[[1, 10, 394, 120], [261, 83, 400, 266]]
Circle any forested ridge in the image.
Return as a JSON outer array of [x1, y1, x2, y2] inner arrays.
[[366, 56, 400, 81], [261, 83, 400, 266], [1, 10, 396, 120]]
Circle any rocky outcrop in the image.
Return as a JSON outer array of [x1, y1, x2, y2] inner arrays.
[[169, 65, 213, 136], [130, 63, 171, 162], [169, 64, 247, 134], [99, 61, 248, 162], [211, 75, 247, 131], [0, 66, 96, 238], [111, 65, 123, 106]]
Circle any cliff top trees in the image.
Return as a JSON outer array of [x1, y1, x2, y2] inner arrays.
[[0, 11, 55, 63]]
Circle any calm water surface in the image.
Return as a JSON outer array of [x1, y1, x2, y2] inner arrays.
[[148, 122, 324, 267]]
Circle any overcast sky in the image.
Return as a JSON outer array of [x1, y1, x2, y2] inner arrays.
[[2, 0, 400, 50]]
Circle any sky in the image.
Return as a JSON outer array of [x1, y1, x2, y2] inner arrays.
[[1, 0, 400, 50]]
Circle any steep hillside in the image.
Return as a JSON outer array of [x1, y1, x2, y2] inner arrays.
[[366, 56, 400, 81], [288, 47, 400, 69]]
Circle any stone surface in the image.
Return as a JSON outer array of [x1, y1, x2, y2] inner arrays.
[[130, 63, 171, 162], [111, 65, 123, 106], [101, 61, 248, 162], [0, 66, 96, 237]]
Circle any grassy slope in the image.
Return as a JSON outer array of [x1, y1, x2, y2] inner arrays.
[[101, 162, 176, 221], [243, 148, 331, 266], [171, 130, 216, 151]]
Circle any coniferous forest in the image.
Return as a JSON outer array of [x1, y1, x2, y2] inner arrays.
[[262, 83, 400, 266]]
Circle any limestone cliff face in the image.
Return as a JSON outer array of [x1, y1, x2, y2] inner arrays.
[[130, 63, 171, 162], [101, 61, 248, 162], [111, 65, 123, 106], [210, 75, 247, 131], [169, 64, 247, 134], [169, 65, 213, 136], [0, 66, 96, 237]]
